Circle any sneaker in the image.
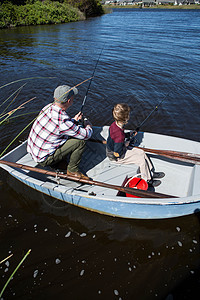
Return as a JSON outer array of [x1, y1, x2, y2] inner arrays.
[[148, 179, 161, 187], [67, 170, 90, 180], [153, 172, 165, 179]]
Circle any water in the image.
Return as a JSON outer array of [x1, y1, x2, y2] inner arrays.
[[0, 8, 200, 299]]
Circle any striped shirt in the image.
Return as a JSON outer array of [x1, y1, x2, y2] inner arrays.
[[27, 103, 93, 163]]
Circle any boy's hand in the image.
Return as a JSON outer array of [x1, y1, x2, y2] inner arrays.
[[84, 118, 92, 128], [130, 130, 137, 137]]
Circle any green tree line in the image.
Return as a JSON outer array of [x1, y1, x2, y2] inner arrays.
[[0, 0, 104, 29]]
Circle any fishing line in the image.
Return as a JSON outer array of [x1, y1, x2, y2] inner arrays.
[[135, 69, 190, 132], [127, 90, 173, 146], [136, 90, 170, 131], [80, 43, 105, 114]]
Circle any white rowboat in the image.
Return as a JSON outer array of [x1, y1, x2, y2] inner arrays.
[[0, 126, 200, 219]]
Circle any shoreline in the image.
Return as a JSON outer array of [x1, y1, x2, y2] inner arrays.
[[103, 4, 200, 9]]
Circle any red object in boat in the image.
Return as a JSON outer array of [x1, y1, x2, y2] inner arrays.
[[126, 177, 148, 198]]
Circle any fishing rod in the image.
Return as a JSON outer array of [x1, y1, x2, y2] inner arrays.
[[132, 69, 189, 137], [80, 43, 105, 114], [135, 89, 171, 132], [127, 89, 173, 147]]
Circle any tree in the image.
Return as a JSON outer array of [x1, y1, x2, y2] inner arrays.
[[65, 0, 104, 17]]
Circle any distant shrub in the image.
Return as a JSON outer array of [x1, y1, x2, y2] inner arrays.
[[0, 0, 85, 28]]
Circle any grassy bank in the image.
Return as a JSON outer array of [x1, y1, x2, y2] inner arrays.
[[0, 0, 104, 29]]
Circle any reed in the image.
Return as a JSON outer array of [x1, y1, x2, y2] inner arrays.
[[0, 77, 56, 125], [0, 106, 40, 158], [0, 83, 26, 112], [0, 97, 36, 126], [0, 76, 93, 158], [0, 249, 31, 298], [8, 111, 39, 121], [0, 76, 56, 90], [0, 254, 13, 265]]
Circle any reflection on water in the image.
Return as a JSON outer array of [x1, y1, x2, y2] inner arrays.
[[0, 172, 199, 299]]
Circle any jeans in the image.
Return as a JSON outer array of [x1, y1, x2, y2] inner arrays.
[[39, 138, 85, 173]]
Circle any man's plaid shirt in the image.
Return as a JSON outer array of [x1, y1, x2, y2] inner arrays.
[[27, 103, 93, 163]]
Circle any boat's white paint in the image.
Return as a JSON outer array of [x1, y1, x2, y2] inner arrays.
[[1, 126, 200, 219]]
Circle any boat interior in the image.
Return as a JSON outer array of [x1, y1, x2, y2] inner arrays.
[[1, 127, 200, 200]]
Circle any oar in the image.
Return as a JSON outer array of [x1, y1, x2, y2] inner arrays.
[[0, 160, 175, 199], [89, 139, 200, 165], [136, 146, 200, 164]]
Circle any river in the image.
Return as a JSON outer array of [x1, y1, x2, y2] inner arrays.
[[0, 8, 200, 299]]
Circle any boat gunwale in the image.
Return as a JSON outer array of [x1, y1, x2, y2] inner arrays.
[[4, 165, 200, 206], [1, 127, 200, 210], [4, 170, 200, 220]]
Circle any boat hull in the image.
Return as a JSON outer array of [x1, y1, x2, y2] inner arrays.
[[6, 169, 200, 220], [1, 126, 200, 219]]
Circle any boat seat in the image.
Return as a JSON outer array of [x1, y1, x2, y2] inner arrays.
[[192, 165, 200, 196], [17, 153, 37, 167], [87, 162, 139, 196]]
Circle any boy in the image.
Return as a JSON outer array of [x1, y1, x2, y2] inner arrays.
[[106, 103, 164, 187]]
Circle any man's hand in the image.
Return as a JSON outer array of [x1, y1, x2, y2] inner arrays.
[[74, 112, 83, 122]]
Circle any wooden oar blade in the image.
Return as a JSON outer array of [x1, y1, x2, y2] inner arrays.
[[136, 147, 200, 164], [89, 139, 200, 165], [159, 154, 200, 165]]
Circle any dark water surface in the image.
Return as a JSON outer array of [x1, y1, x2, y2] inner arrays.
[[0, 8, 200, 299]]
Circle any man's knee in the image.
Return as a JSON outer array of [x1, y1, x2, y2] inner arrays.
[[77, 139, 86, 148], [66, 138, 85, 149]]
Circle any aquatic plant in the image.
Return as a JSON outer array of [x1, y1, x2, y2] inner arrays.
[[0, 249, 31, 298], [0, 97, 36, 126], [0, 77, 55, 126], [0, 254, 13, 265]]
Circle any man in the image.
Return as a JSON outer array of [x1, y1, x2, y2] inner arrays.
[[27, 85, 93, 179]]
